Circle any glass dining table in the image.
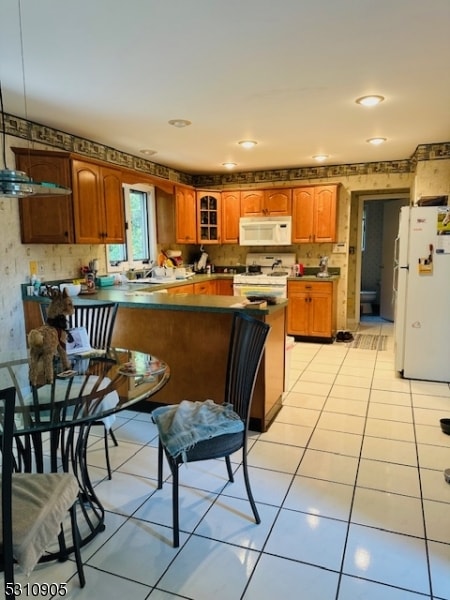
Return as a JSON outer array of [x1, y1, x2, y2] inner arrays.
[[0, 347, 170, 560]]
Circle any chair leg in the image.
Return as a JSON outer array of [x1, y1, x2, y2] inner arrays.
[[157, 438, 163, 489], [69, 504, 86, 588], [103, 428, 112, 480], [4, 551, 15, 600], [171, 460, 180, 548], [109, 428, 119, 447], [225, 455, 234, 482], [57, 524, 69, 561], [242, 452, 260, 524]]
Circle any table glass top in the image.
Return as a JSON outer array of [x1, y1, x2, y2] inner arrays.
[[0, 347, 170, 434]]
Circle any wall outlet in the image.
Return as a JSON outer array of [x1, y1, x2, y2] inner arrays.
[[332, 242, 347, 253], [29, 260, 38, 276]]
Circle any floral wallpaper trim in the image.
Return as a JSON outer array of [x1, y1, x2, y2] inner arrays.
[[4, 113, 193, 186], [5, 113, 449, 188]]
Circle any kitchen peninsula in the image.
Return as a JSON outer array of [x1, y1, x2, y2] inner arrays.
[[22, 278, 287, 432]]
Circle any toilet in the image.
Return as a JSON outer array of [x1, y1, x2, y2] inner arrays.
[[360, 290, 377, 315]]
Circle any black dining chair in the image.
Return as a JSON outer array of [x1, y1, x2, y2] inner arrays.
[[41, 300, 119, 479], [154, 311, 271, 547], [0, 386, 86, 597]]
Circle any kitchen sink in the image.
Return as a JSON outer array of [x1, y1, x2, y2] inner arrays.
[[128, 277, 175, 284]]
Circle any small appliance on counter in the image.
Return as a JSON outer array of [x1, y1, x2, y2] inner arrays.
[[316, 256, 330, 278], [95, 275, 115, 287], [192, 245, 209, 273]]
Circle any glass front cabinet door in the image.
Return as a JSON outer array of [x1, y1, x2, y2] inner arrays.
[[197, 191, 221, 244]]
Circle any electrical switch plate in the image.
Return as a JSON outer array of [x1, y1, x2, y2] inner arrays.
[[332, 242, 347, 253]]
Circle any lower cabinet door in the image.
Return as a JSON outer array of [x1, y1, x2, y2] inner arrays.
[[309, 293, 332, 337], [287, 292, 310, 336]]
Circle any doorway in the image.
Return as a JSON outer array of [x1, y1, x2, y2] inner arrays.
[[356, 192, 409, 323]]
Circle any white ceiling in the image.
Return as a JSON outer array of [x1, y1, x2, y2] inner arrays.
[[1, 0, 449, 175]]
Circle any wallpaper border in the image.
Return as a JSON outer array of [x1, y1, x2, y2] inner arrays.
[[5, 113, 450, 188]]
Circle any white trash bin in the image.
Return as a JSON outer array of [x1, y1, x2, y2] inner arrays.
[[284, 336, 295, 392]]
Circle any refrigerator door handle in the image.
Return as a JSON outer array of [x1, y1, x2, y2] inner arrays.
[[393, 263, 399, 294]]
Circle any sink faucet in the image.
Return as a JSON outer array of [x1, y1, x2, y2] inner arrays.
[[142, 259, 157, 278]]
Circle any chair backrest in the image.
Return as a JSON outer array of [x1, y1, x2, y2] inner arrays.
[[41, 301, 118, 350], [224, 312, 270, 425], [0, 386, 17, 569], [69, 302, 118, 350]]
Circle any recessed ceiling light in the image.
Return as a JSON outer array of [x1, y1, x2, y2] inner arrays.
[[168, 119, 192, 128], [356, 95, 385, 107], [238, 140, 257, 149], [140, 149, 157, 156], [367, 137, 387, 145], [222, 162, 237, 169], [312, 154, 329, 162]]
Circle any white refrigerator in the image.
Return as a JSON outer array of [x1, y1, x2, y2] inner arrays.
[[394, 205, 450, 382]]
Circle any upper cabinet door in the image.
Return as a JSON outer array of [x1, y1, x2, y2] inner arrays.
[[292, 185, 338, 243], [72, 160, 125, 244], [72, 161, 105, 244], [176, 186, 197, 243], [13, 149, 74, 244], [102, 167, 125, 243], [241, 188, 291, 216], [314, 185, 337, 243], [197, 191, 221, 244], [292, 187, 315, 243], [241, 190, 264, 216], [221, 190, 240, 244], [263, 189, 292, 216]]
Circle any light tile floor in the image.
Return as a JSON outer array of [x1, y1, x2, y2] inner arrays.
[[4, 318, 450, 599]]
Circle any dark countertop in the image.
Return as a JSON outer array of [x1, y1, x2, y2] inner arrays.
[[287, 275, 340, 282], [22, 269, 339, 314], [22, 275, 287, 315]]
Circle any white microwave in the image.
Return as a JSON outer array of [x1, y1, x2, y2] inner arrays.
[[239, 216, 292, 246]]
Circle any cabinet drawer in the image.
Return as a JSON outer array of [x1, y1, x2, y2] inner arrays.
[[288, 281, 333, 294]]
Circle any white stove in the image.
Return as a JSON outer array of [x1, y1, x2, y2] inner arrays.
[[233, 253, 296, 300]]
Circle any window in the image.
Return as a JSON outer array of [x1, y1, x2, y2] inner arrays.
[[107, 184, 157, 273]]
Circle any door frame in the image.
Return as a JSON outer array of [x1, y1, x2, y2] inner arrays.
[[352, 191, 410, 327]]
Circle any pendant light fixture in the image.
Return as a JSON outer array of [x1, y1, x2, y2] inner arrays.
[[0, 1, 71, 198]]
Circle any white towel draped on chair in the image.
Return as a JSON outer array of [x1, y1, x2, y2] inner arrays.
[[152, 399, 244, 461]]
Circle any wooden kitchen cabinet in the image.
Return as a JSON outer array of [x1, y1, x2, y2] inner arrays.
[[175, 185, 197, 244], [264, 189, 292, 216], [241, 188, 291, 216], [287, 280, 336, 340], [292, 185, 338, 243], [13, 148, 74, 244], [13, 148, 125, 244], [241, 190, 264, 216], [194, 280, 217, 295], [166, 283, 194, 294], [221, 190, 240, 244], [197, 191, 221, 244], [72, 160, 125, 244], [215, 278, 234, 295]]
